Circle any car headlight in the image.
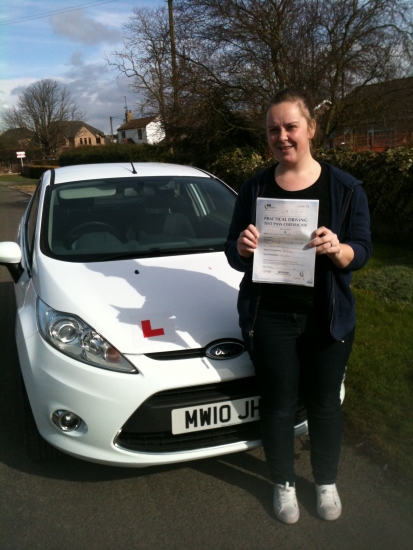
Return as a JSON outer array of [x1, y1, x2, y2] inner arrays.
[[37, 298, 138, 374]]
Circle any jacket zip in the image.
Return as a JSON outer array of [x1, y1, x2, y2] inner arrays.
[[247, 170, 268, 351], [248, 296, 260, 351], [329, 188, 354, 339]]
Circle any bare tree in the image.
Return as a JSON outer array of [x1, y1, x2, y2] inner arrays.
[[108, 0, 413, 150], [314, 0, 413, 142], [106, 6, 172, 122], [1, 79, 83, 158]]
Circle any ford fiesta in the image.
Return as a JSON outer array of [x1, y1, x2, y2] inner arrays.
[[0, 162, 309, 466]]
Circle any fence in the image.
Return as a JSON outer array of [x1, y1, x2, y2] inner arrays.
[[331, 131, 413, 152]]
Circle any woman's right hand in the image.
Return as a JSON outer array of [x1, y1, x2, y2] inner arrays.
[[237, 224, 260, 258]]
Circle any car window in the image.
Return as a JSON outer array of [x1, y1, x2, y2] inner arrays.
[[41, 176, 236, 262], [25, 181, 42, 265]]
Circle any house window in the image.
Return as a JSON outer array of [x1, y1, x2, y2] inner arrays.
[[138, 129, 143, 140], [96, 137, 101, 144], [122, 131, 126, 138], [80, 138, 83, 144], [88, 138, 92, 144]]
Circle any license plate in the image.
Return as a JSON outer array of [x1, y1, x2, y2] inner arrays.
[[171, 396, 260, 435]]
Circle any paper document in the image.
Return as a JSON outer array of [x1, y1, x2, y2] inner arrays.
[[253, 198, 319, 286]]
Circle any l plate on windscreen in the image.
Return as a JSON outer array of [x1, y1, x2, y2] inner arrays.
[[171, 396, 260, 434]]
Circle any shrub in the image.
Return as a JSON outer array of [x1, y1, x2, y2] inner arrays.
[[21, 165, 56, 179], [208, 146, 270, 190], [59, 144, 173, 166], [317, 147, 413, 236]]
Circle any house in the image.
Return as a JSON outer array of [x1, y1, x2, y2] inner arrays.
[[117, 112, 165, 145], [331, 76, 413, 151], [61, 121, 106, 149]]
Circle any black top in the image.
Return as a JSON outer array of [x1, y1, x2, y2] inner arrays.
[[259, 163, 331, 312]]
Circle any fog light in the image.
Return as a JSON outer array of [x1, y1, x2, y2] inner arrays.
[[52, 410, 82, 432]]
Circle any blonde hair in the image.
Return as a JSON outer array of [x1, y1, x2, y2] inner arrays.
[[267, 88, 315, 127]]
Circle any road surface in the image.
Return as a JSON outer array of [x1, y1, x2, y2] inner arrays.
[[0, 182, 412, 550]]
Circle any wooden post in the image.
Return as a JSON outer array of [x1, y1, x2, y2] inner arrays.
[[168, 0, 179, 112]]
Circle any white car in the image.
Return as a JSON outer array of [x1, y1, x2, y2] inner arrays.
[[0, 162, 309, 466]]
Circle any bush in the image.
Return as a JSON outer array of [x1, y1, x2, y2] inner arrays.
[[208, 146, 270, 191], [58, 142, 413, 236], [21, 165, 57, 179], [31, 159, 60, 167], [317, 147, 413, 237], [59, 144, 173, 166]]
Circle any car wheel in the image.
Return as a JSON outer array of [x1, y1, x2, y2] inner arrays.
[[21, 378, 60, 460]]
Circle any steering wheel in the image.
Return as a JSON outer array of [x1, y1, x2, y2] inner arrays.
[[64, 222, 122, 249]]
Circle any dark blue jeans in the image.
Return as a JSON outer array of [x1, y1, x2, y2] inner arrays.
[[246, 308, 354, 485]]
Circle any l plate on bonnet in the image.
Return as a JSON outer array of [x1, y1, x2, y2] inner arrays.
[[205, 340, 245, 360]]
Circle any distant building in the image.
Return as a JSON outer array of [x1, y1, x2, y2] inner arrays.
[[61, 121, 106, 149], [117, 111, 165, 145]]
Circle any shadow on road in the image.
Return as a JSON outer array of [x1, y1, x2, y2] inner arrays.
[[0, 278, 318, 521], [0, 280, 259, 484]]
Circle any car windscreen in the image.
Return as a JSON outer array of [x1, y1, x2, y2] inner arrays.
[[41, 175, 237, 262]]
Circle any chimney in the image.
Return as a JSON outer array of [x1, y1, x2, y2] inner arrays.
[[125, 110, 134, 122]]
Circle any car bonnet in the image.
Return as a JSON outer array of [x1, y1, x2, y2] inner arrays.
[[34, 252, 243, 354]]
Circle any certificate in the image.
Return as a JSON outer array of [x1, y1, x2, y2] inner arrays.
[[253, 198, 319, 286]]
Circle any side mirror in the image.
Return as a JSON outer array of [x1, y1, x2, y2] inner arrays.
[[0, 242, 24, 283]]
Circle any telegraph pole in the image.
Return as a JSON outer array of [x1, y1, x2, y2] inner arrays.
[[168, 0, 179, 112]]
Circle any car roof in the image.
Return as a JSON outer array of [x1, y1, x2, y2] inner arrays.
[[51, 162, 211, 185]]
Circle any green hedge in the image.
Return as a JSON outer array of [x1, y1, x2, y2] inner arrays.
[[58, 143, 413, 236], [31, 159, 60, 167], [21, 165, 57, 179], [317, 148, 413, 236], [59, 144, 174, 166], [209, 146, 413, 236]]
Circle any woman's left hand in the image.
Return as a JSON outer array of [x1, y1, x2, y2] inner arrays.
[[310, 227, 340, 255], [309, 226, 355, 268]]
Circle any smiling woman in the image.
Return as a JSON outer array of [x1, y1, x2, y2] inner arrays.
[[225, 87, 372, 524]]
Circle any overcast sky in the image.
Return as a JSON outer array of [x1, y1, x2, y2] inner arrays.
[[0, 0, 164, 135]]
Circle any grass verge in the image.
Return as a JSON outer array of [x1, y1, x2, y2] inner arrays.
[[0, 174, 38, 184], [345, 238, 413, 482], [0, 174, 38, 194]]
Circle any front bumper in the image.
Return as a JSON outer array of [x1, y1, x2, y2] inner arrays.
[[17, 318, 256, 466]]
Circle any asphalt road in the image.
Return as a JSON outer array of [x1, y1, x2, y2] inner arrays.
[[0, 182, 412, 550]]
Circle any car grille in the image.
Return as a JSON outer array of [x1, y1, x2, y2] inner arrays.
[[115, 377, 307, 453]]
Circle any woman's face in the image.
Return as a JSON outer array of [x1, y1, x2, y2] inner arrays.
[[266, 101, 315, 166]]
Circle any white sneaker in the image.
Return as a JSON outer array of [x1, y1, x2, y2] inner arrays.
[[273, 482, 299, 524], [316, 484, 342, 521]]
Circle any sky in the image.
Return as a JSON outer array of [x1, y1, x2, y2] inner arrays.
[[0, 0, 164, 135]]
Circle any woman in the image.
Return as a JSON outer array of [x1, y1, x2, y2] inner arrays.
[[224, 88, 372, 524]]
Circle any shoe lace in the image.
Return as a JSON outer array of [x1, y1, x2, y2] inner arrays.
[[278, 483, 296, 505], [319, 486, 339, 506]]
